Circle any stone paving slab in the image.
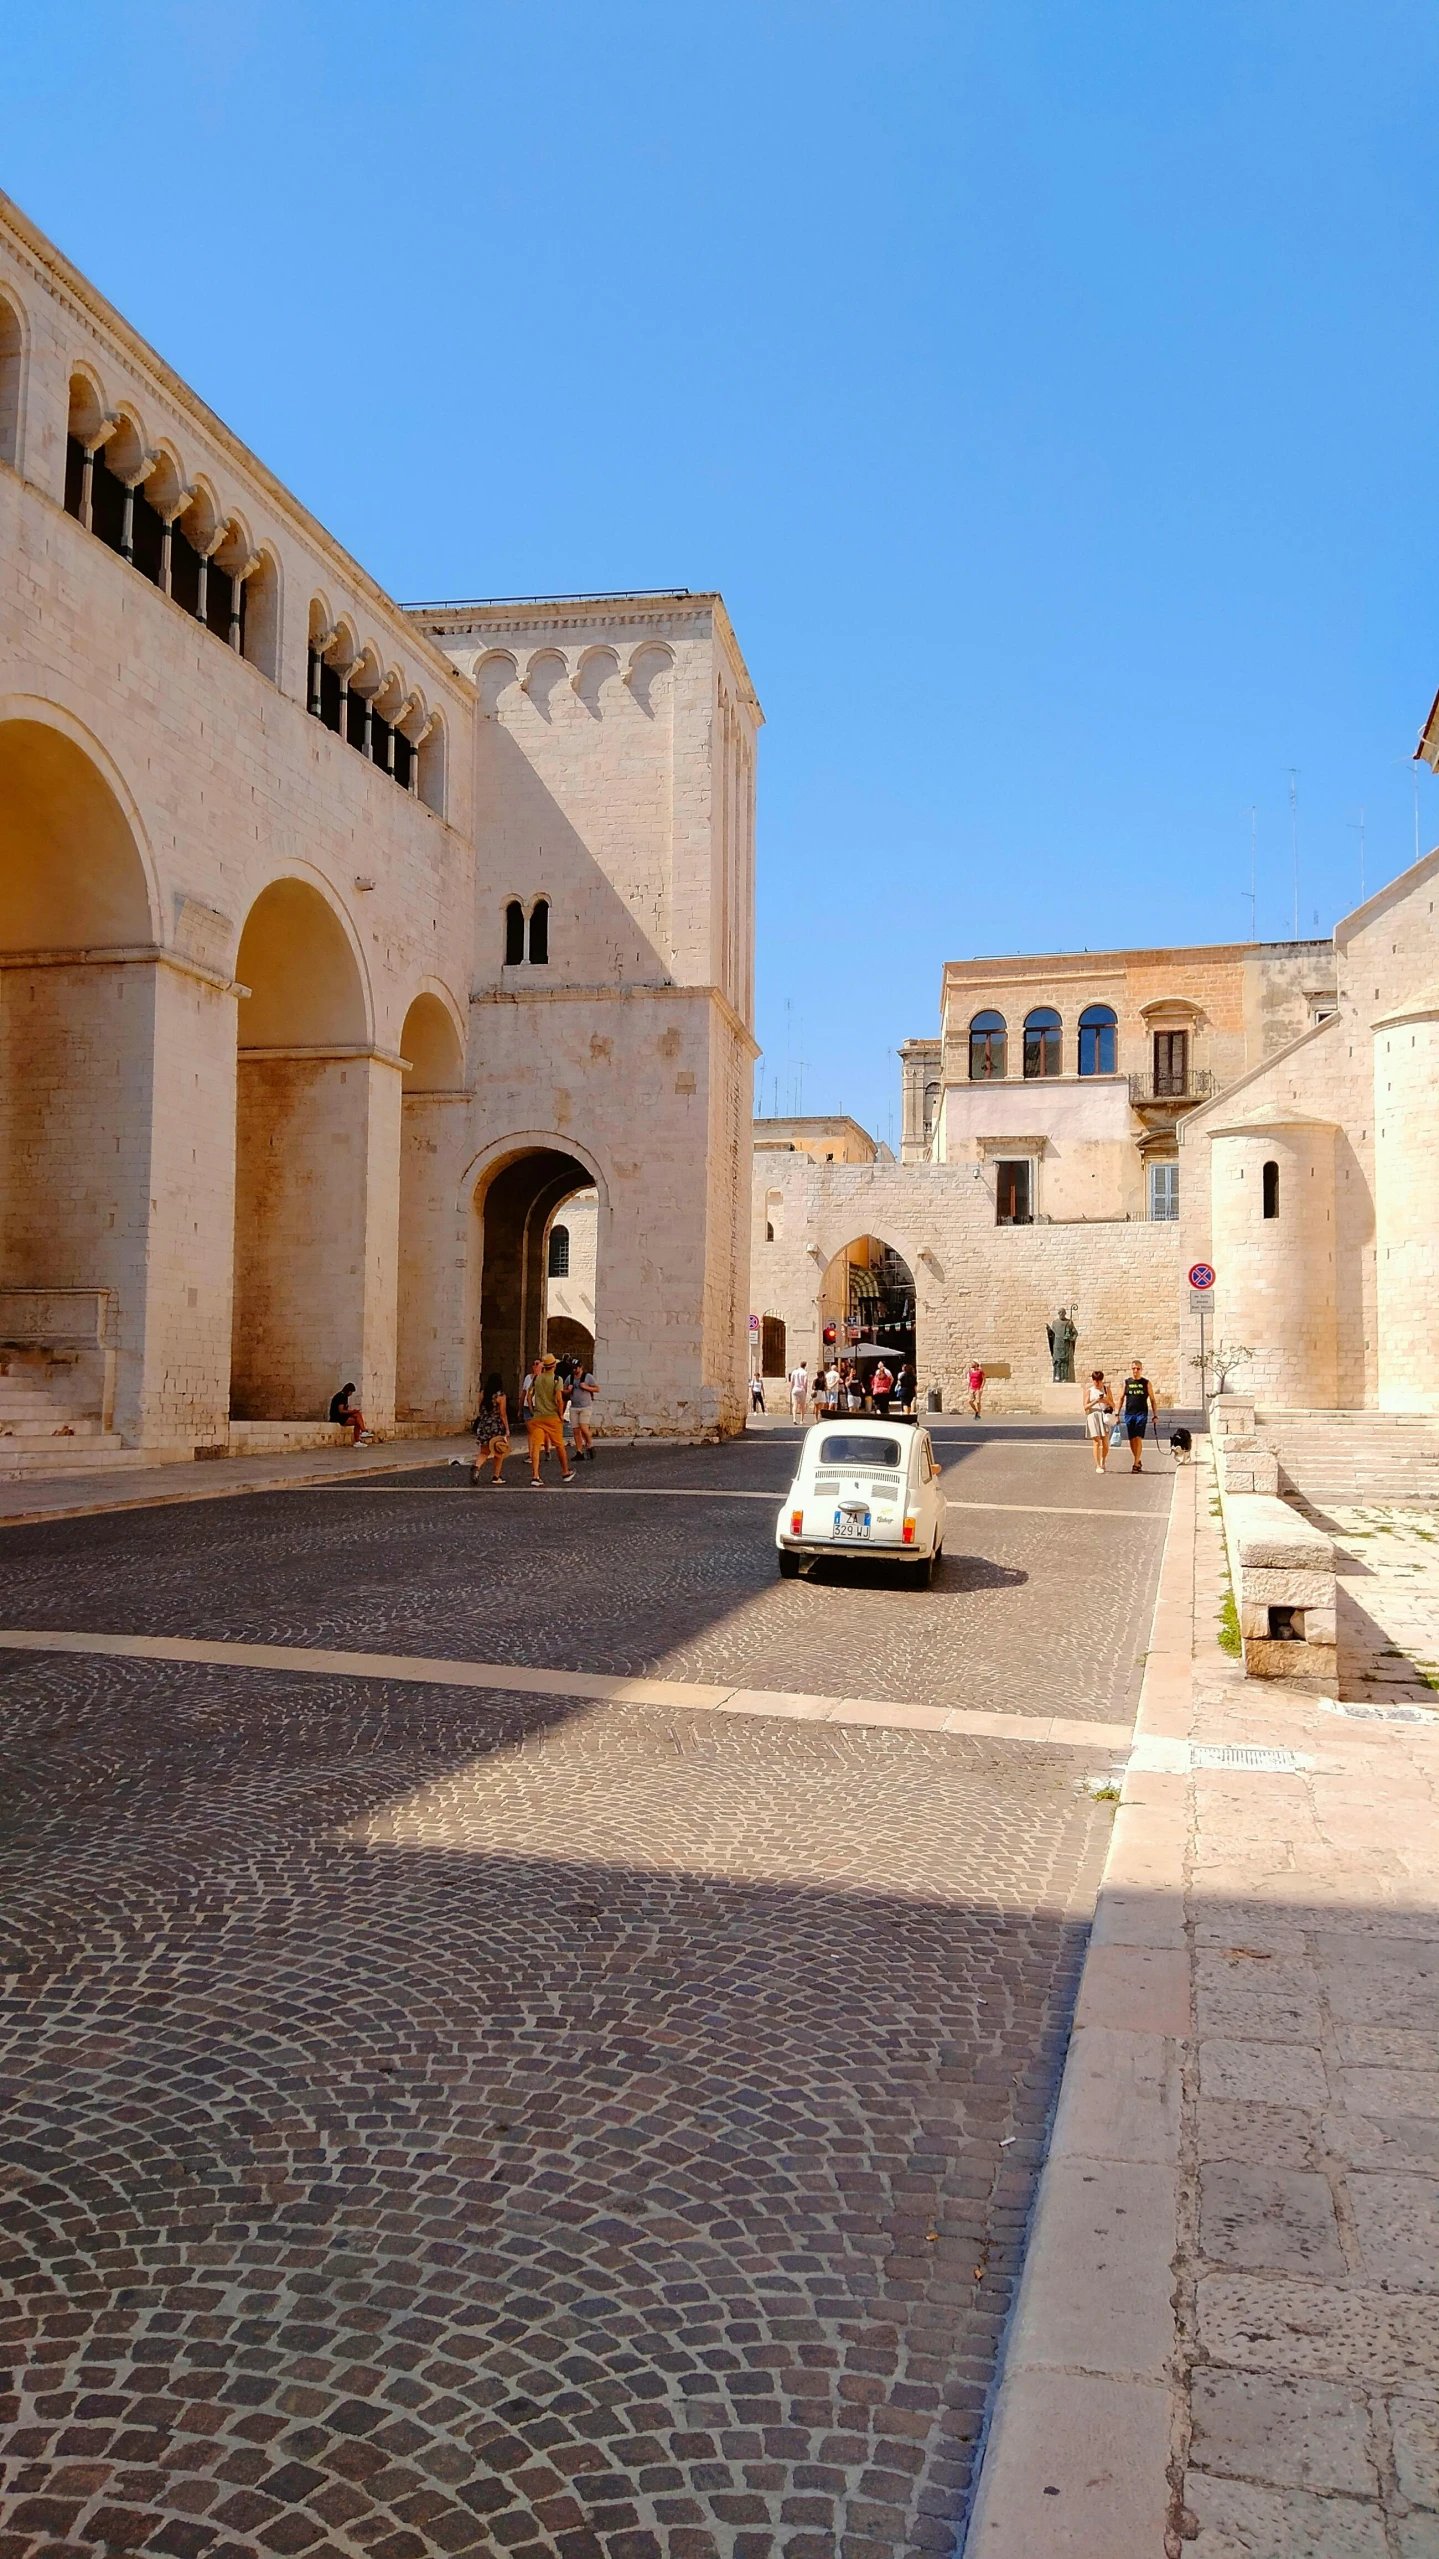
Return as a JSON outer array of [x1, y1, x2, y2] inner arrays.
[[965, 1445, 1439, 2559]]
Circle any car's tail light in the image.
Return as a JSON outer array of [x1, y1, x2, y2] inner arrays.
[[791, 1509, 804, 1535], [902, 1516, 917, 1545]]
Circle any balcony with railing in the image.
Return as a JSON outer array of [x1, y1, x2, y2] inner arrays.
[[1128, 1066, 1216, 1113]]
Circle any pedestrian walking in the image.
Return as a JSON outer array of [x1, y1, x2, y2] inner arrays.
[[1121, 1358, 1158, 1472], [967, 1360, 985, 1419], [826, 1360, 842, 1415], [1083, 1369, 1115, 1473], [896, 1361, 917, 1415], [846, 1366, 865, 1415], [750, 1371, 766, 1415], [871, 1358, 894, 1416], [569, 1362, 598, 1460], [788, 1359, 809, 1420], [519, 1359, 540, 1424], [329, 1382, 373, 1445], [527, 1354, 576, 1486], [471, 1374, 511, 1484]]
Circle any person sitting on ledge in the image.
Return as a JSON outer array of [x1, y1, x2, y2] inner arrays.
[[329, 1382, 373, 1445]]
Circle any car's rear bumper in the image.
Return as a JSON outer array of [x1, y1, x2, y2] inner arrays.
[[777, 1532, 924, 1558]]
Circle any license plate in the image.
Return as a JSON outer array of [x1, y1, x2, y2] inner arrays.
[[834, 1508, 871, 1540]]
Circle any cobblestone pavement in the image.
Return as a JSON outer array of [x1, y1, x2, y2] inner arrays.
[[0, 1430, 1170, 2558], [0, 1426, 1173, 1728]]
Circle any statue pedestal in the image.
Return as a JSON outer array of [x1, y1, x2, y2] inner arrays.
[[1039, 1383, 1085, 1417]]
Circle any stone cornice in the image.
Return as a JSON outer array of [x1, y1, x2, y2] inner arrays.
[[0, 941, 237, 994], [410, 589, 762, 721], [469, 979, 760, 1056], [238, 1043, 410, 1071], [0, 190, 472, 706]]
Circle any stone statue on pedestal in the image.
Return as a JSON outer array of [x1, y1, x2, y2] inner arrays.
[[1047, 1307, 1078, 1383]]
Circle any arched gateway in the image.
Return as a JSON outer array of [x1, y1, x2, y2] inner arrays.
[[472, 1146, 599, 1408]]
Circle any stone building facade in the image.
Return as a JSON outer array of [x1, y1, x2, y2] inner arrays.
[[754, 937, 1341, 1411], [0, 192, 758, 1458], [1178, 845, 1439, 1414]]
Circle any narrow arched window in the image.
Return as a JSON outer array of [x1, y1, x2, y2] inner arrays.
[[504, 900, 526, 965], [0, 297, 22, 470], [1078, 1004, 1117, 1076], [1024, 1007, 1062, 1079], [1263, 1159, 1279, 1220], [969, 1010, 1006, 1080], [548, 1224, 570, 1278], [529, 898, 550, 965]]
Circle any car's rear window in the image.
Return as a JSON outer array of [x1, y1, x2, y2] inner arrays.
[[819, 1435, 903, 1469]]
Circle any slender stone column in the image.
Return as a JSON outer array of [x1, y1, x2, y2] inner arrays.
[[117, 451, 157, 563], [229, 553, 260, 653], [156, 485, 195, 598], [79, 416, 119, 532]]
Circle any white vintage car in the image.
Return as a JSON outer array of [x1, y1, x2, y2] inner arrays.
[[776, 1418, 947, 1585]]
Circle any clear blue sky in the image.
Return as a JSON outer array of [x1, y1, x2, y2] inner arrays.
[[7, 2, 1438, 1146]]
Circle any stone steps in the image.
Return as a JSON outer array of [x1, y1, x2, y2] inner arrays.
[[1255, 1409, 1439, 1506]]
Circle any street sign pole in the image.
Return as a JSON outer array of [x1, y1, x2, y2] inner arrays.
[[1187, 1263, 1216, 1411]]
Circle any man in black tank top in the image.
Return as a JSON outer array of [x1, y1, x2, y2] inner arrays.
[[1121, 1361, 1157, 1472]]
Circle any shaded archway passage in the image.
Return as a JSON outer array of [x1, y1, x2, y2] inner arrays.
[[231, 880, 394, 1424], [395, 995, 468, 1426], [476, 1149, 595, 1407], [0, 716, 158, 1439], [819, 1235, 917, 1375]]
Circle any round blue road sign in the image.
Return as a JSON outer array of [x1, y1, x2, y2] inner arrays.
[[1188, 1263, 1216, 1291]]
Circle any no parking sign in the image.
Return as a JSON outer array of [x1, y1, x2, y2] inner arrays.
[[1188, 1263, 1216, 1293]]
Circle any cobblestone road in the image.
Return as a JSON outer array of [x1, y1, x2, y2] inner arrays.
[[0, 1426, 1171, 1727], [0, 1426, 1172, 2558]]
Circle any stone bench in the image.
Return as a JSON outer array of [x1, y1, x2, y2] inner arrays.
[[1225, 1491, 1336, 1681], [1209, 1394, 1279, 1496]]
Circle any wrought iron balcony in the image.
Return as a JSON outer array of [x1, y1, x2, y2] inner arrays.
[[1127, 1068, 1215, 1109]]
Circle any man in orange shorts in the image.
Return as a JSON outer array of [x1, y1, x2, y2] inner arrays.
[[527, 1355, 575, 1487]]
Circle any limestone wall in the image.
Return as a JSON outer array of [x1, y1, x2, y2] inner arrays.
[[750, 1149, 1184, 1411], [0, 196, 758, 1451]]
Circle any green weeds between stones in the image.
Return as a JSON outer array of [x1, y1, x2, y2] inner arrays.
[[1218, 1588, 1243, 1657]]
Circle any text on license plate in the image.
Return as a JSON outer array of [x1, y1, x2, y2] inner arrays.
[[834, 1508, 871, 1540]]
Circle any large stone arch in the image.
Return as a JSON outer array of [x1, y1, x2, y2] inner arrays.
[[231, 874, 397, 1426], [0, 706, 167, 1442], [817, 1231, 919, 1376], [462, 1131, 609, 1413]]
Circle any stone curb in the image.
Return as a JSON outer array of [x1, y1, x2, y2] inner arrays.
[[961, 1457, 1197, 2555]]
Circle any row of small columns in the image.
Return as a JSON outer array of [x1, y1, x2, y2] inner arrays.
[[77, 412, 257, 644], [308, 626, 436, 790]]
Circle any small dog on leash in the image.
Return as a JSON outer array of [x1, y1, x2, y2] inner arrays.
[[1169, 1427, 1193, 1462]]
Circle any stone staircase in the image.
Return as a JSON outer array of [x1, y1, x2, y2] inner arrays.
[[0, 1364, 139, 1474], [1255, 1409, 1439, 1509]]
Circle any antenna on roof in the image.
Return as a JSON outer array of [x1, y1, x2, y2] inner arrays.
[[1287, 770, 1300, 938], [1247, 806, 1257, 940]]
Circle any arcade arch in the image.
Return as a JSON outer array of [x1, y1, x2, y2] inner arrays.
[[0, 714, 158, 1433], [395, 991, 469, 1425], [471, 1145, 601, 1407], [818, 1234, 917, 1381], [230, 877, 381, 1423]]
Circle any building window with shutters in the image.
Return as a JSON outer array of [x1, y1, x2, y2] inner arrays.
[[995, 1159, 1033, 1225], [1153, 1029, 1189, 1096], [1149, 1161, 1179, 1222]]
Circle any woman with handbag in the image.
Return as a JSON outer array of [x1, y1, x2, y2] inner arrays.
[[1084, 1369, 1115, 1473]]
